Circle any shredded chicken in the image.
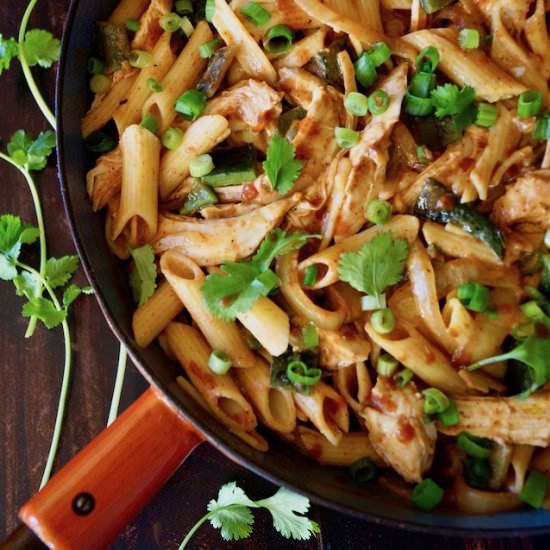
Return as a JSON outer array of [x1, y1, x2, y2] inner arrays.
[[86, 147, 121, 211], [361, 377, 437, 483], [437, 387, 550, 446], [491, 170, 550, 230], [318, 325, 371, 369], [131, 0, 171, 51]]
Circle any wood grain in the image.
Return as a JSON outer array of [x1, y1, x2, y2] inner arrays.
[[0, 1, 548, 548]]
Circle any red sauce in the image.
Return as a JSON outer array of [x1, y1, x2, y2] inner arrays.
[[188, 361, 216, 390], [308, 443, 323, 460], [396, 419, 415, 443], [324, 399, 341, 418], [436, 193, 456, 211], [340, 325, 356, 340], [459, 157, 475, 171], [241, 183, 258, 202], [365, 392, 397, 413], [424, 349, 436, 364]]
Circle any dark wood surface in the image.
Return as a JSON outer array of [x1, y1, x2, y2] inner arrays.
[[0, 1, 549, 548]]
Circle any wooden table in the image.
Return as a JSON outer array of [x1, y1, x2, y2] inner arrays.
[[0, 1, 548, 548]]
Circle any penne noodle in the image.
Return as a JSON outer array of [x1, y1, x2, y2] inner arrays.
[[112, 124, 160, 247], [132, 280, 184, 348], [166, 323, 257, 432], [160, 250, 258, 368], [332, 362, 372, 412], [108, 0, 149, 25]]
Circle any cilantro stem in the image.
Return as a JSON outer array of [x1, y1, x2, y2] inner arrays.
[[0, 152, 47, 337], [107, 345, 128, 425], [16, 260, 71, 487], [18, 0, 56, 130], [178, 510, 215, 549]]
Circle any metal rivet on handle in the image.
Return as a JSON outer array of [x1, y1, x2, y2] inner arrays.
[[72, 492, 95, 515]]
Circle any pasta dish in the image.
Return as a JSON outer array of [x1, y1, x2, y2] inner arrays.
[[82, 0, 550, 514]]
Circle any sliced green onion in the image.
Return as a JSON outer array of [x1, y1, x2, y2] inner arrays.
[[422, 388, 450, 415], [189, 154, 214, 178], [518, 90, 542, 119], [199, 38, 221, 59], [457, 432, 492, 459], [437, 397, 460, 427], [361, 293, 386, 311], [208, 350, 232, 374], [420, 0, 454, 15], [160, 13, 182, 32], [175, 0, 193, 15], [278, 106, 307, 135], [520, 301, 550, 329], [303, 265, 318, 287], [89, 74, 110, 94], [354, 51, 377, 89], [180, 181, 218, 215], [365, 199, 392, 224], [458, 28, 480, 50], [146, 77, 163, 93], [286, 360, 322, 387], [377, 354, 399, 376], [302, 324, 319, 349], [395, 368, 413, 387], [88, 56, 105, 75], [544, 228, 550, 249], [205, 0, 216, 21], [414, 46, 440, 73], [140, 114, 158, 134], [463, 457, 491, 489], [367, 41, 391, 67], [161, 127, 183, 150], [335, 127, 359, 148], [344, 92, 369, 116], [416, 145, 432, 163], [349, 457, 377, 483], [129, 50, 152, 69], [519, 470, 549, 509], [240, 1, 272, 26], [368, 90, 390, 115], [264, 24, 293, 54], [533, 114, 550, 140], [403, 91, 433, 116], [409, 72, 435, 98], [371, 308, 395, 334], [125, 18, 140, 32], [475, 103, 498, 128], [411, 478, 444, 511], [84, 131, 117, 154], [252, 269, 279, 294], [175, 89, 207, 120], [457, 282, 490, 312], [180, 16, 194, 37]]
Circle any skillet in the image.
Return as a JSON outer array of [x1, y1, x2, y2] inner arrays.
[[4, 0, 550, 547]]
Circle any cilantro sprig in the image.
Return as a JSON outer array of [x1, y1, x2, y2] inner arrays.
[[263, 135, 303, 195], [430, 84, 475, 118], [337, 231, 409, 307], [178, 482, 320, 548], [201, 229, 319, 321]]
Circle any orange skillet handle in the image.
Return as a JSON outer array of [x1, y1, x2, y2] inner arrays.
[[18, 387, 204, 550]]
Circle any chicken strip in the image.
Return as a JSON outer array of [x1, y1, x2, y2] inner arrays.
[[361, 377, 437, 483], [437, 388, 550, 446]]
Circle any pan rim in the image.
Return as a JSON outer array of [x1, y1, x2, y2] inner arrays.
[[54, 0, 550, 538]]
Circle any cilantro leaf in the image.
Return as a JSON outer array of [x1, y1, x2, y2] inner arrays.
[[63, 284, 93, 308], [337, 231, 409, 302], [201, 230, 318, 321], [22, 297, 67, 329], [180, 481, 319, 548], [14, 271, 41, 299], [129, 245, 157, 306], [469, 334, 550, 396], [207, 482, 257, 541], [263, 135, 303, 194], [257, 487, 320, 540], [23, 29, 60, 68], [0, 214, 39, 279], [45, 255, 79, 288], [0, 34, 19, 76], [430, 84, 475, 118], [7, 129, 56, 171]]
